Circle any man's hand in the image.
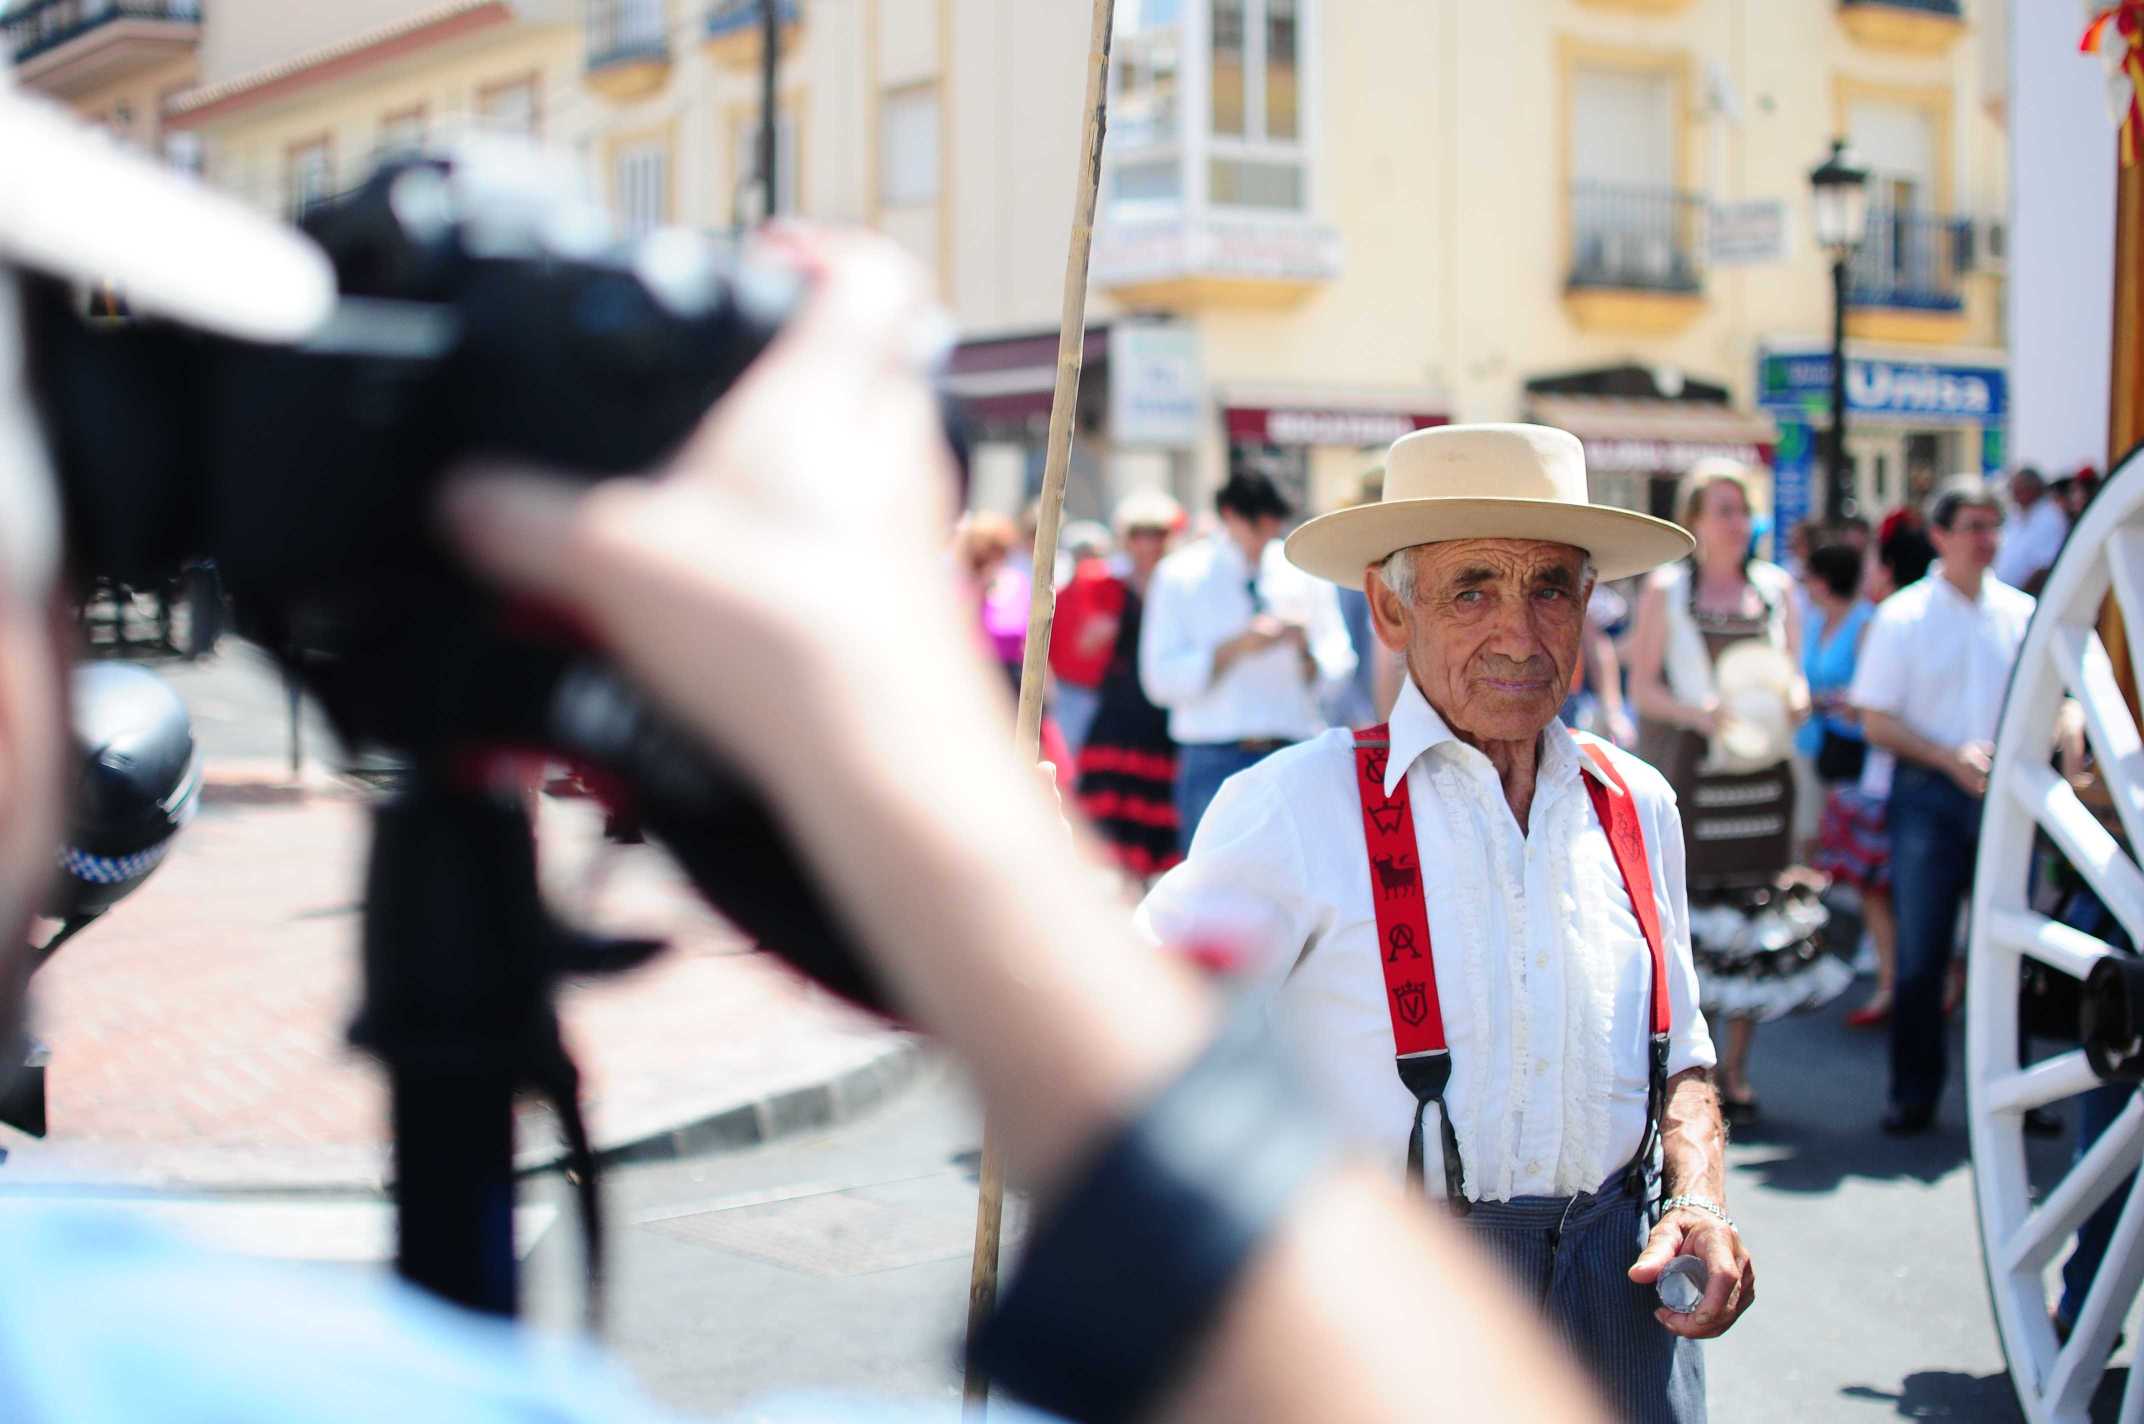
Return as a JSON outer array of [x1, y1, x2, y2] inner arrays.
[[1629, 1206, 1754, 1340], [1949, 740, 1994, 798]]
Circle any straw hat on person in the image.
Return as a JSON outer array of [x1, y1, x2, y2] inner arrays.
[[1706, 640, 1800, 774], [1284, 423, 1693, 585]]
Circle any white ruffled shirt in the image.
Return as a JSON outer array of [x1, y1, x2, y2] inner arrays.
[[1135, 677, 1716, 1199]]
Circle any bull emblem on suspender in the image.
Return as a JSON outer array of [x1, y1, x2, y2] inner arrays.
[[1394, 979, 1429, 1027], [1373, 854, 1419, 897], [1365, 797, 1404, 836], [1385, 924, 1420, 963]]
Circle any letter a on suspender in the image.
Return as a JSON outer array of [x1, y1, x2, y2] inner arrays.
[[1352, 729, 1672, 1213]]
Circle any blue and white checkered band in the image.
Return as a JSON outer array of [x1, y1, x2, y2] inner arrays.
[[58, 839, 171, 887]]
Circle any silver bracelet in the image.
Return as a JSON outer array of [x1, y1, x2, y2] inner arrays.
[[1659, 1194, 1738, 1231]]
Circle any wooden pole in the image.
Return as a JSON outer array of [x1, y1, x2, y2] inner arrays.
[[962, 0, 1115, 1414], [2101, 155, 2143, 710]]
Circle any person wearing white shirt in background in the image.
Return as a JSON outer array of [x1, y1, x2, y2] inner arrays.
[[1991, 465, 2070, 595], [1139, 425, 1751, 1424], [1849, 478, 2034, 1136], [1139, 469, 1356, 850]]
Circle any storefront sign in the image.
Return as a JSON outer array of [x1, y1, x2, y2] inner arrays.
[[1582, 438, 1771, 474], [1759, 352, 2009, 424], [1708, 200, 1787, 267], [1107, 322, 1202, 448], [1225, 406, 1445, 447], [1092, 213, 1344, 287]]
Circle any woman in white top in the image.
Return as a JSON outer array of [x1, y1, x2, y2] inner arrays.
[[1626, 463, 1838, 1125]]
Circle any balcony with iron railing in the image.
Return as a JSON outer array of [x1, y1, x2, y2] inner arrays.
[[1838, 0, 1964, 53], [4, 0, 198, 93], [705, 0, 800, 70], [1564, 182, 1707, 332], [585, 0, 670, 100], [1845, 205, 1977, 339]]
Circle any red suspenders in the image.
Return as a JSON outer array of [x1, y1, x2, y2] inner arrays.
[[1352, 728, 1672, 1211]]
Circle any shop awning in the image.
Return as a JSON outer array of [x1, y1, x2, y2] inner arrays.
[[1220, 384, 1448, 448], [1526, 394, 1777, 474], [946, 327, 1110, 429]]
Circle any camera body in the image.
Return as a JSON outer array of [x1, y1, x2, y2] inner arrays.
[[27, 145, 891, 1009], [31, 147, 800, 755]]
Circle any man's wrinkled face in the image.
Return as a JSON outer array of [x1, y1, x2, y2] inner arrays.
[[1366, 538, 1591, 747]]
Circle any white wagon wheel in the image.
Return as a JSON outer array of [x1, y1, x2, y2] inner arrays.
[[1973, 442, 2144, 1424]]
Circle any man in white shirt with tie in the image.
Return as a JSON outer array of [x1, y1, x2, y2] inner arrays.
[[1139, 470, 1356, 851], [1139, 426, 1749, 1424]]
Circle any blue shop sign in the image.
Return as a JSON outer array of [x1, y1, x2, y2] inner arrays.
[[1758, 352, 2006, 424]]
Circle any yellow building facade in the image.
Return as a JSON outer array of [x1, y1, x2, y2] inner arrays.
[[3, 0, 205, 166], [40, 0, 2010, 536]]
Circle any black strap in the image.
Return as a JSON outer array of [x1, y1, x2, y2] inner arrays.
[[1395, 1049, 1468, 1215]]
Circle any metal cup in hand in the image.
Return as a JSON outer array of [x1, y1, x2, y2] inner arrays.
[[1656, 1254, 1707, 1314]]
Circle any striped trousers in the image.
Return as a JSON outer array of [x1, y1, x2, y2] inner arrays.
[[1460, 1180, 1706, 1424]]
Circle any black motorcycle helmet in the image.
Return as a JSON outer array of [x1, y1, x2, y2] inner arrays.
[[54, 663, 200, 922]]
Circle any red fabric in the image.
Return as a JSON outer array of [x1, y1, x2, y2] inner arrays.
[[1352, 728, 1443, 1055], [1048, 561, 1127, 689], [1076, 744, 1177, 781], [1076, 788, 1179, 828], [1040, 718, 1076, 792], [1352, 728, 1672, 1059], [1578, 743, 1672, 1037]]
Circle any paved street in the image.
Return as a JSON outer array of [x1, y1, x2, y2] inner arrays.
[[16, 645, 2143, 1420]]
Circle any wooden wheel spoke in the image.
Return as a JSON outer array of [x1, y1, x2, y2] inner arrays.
[[2049, 621, 2144, 859], [2000, 1095, 2144, 1276], [1988, 1051, 2104, 1116], [2009, 760, 2144, 945], [1985, 908, 2120, 980], [2051, 1164, 2144, 1416]]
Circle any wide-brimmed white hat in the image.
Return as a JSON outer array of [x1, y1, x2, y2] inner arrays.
[[0, 71, 331, 340], [1707, 640, 1800, 774], [1284, 423, 1694, 585]]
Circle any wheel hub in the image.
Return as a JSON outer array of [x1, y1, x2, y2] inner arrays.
[[2082, 952, 2144, 1082]]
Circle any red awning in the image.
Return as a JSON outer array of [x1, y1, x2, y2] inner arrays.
[[946, 327, 1109, 429]]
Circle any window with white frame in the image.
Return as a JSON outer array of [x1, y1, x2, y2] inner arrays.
[[1102, 0, 1310, 215], [286, 138, 335, 218], [732, 108, 799, 223], [879, 85, 939, 208], [613, 139, 670, 236], [1568, 64, 1695, 291], [378, 107, 426, 157], [1206, 0, 1304, 210]]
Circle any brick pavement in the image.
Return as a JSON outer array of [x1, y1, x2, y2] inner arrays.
[[1, 760, 911, 1191]]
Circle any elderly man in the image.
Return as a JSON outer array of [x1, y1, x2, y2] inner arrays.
[[1139, 424, 1751, 1424]]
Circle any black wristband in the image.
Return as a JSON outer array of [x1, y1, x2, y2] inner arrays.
[[971, 1010, 1336, 1422]]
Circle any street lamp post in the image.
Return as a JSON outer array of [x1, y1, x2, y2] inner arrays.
[[1809, 138, 1869, 524]]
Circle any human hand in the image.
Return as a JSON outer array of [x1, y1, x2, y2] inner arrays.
[[1606, 708, 1637, 750], [1244, 613, 1295, 649], [440, 228, 963, 783], [1683, 703, 1720, 738], [1628, 1206, 1754, 1339], [1950, 741, 1994, 797]]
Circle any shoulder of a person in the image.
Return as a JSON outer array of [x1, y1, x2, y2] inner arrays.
[[1572, 731, 1679, 811], [1194, 730, 1360, 845], [1748, 558, 1795, 594], [1154, 539, 1215, 585], [1875, 577, 1935, 622], [1990, 578, 2037, 616]]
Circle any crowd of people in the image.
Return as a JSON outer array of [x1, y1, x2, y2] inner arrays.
[[973, 452, 2101, 1147]]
